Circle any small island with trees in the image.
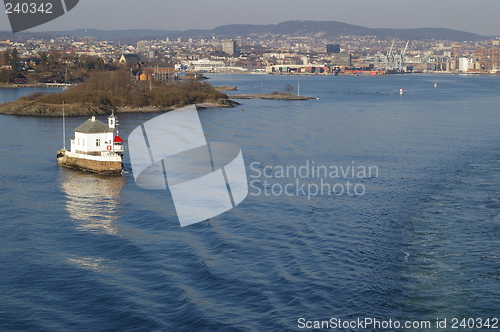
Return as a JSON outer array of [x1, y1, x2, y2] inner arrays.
[[0, 48, 234, 116], [229, 84, 314, 100]]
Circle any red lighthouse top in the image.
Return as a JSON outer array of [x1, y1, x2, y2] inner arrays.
[[114, 135, 124, 143]]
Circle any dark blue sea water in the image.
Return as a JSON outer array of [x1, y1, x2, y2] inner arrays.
[[0, 75, 499, 331]]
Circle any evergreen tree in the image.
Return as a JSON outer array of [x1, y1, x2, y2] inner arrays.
[[10, 48, 19, 75], [38, 51, 48, 63], [2, 49, 11, 66]]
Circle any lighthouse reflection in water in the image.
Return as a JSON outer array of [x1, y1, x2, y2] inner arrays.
[[59, 168, 125, 235]]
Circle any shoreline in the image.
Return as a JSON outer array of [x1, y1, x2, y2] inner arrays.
[[0, 83, 71, 89], [0, 99, 239, 117], [202, 71, 500, 76], [228, 93, 314, 100], [0, 71, 496, 92]]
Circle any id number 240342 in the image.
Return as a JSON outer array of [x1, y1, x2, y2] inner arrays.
[[5, 2, 53, 14]]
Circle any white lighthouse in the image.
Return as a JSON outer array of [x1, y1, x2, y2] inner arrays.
[[57, 113, 125, 174]]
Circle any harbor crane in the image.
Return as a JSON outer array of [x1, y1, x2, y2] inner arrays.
[[485, 40, 500, 72], [375, 40, 410, 72]]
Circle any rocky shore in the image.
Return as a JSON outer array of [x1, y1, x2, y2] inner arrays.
[[0, 98, 239, 117], [215, 86, 238, 91], [0, 101, 112, 117]]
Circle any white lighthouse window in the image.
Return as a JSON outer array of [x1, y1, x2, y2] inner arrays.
[[96, 139, 101, 147], [77, 138, 80, 145]]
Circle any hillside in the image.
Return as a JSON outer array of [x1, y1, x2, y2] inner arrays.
[[209, 21, 484, 40], [0, 20, 485, 42]]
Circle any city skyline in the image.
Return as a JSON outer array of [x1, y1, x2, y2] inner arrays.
[[1, 0, 499, 36]]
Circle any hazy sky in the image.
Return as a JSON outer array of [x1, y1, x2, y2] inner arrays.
[[1, 0, 499, 36]]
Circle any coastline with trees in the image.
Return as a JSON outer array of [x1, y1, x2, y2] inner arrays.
[[0, 72, 235, 116], [0, 48, 235, 116]]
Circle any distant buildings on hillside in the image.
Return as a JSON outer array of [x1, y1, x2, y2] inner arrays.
[[326, 44, 341, 53], [222, 39, 238, 55]]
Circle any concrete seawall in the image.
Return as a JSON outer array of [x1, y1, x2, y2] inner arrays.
[[57, 150, 122, 175]]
